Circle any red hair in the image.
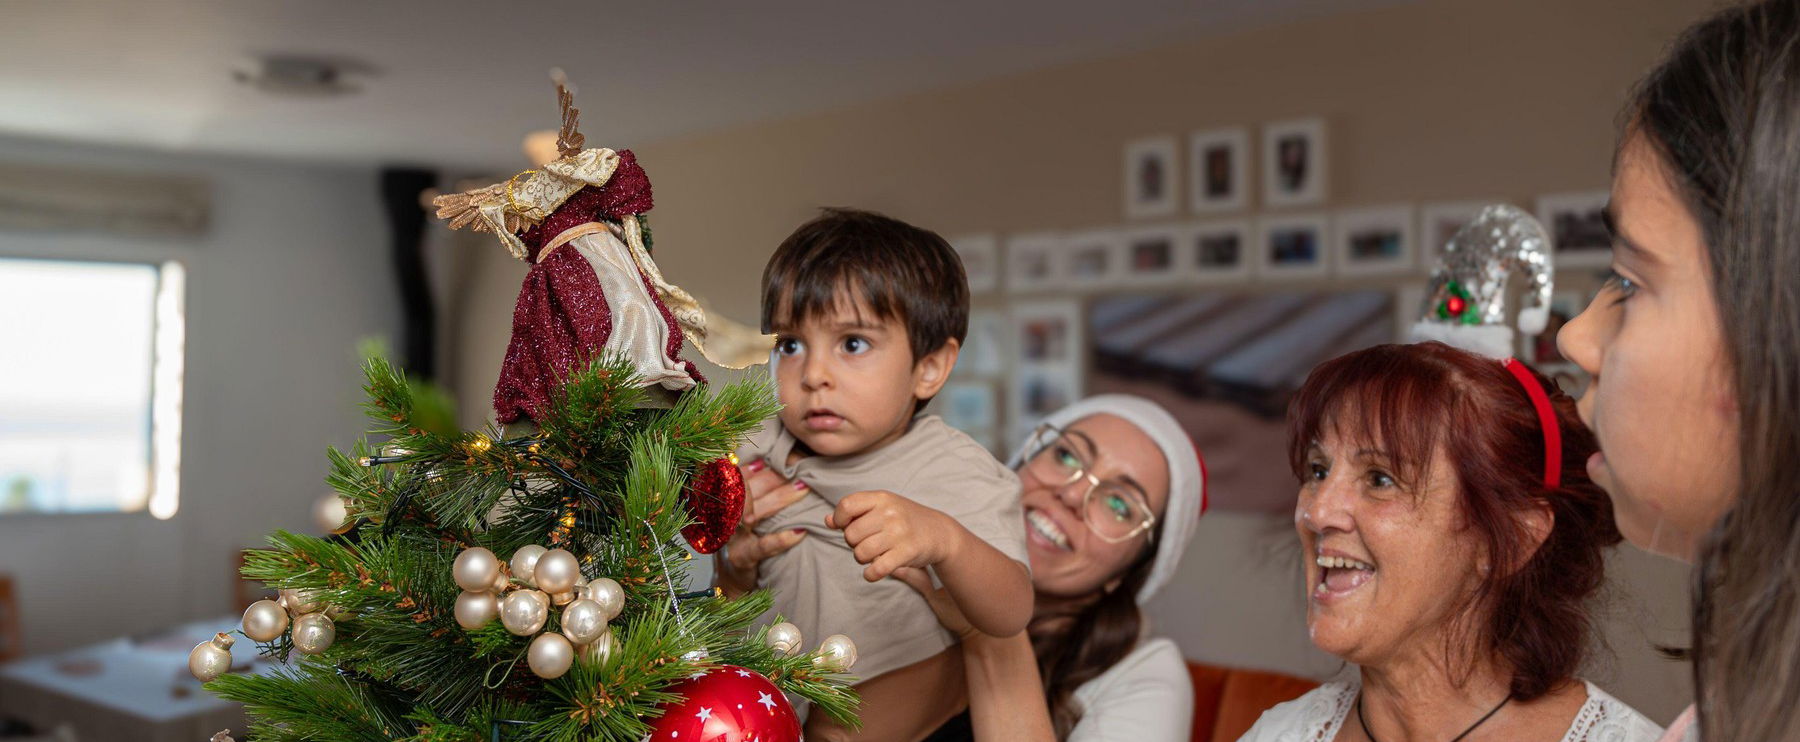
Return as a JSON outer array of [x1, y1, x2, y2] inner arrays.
[[1285, 342, 1619, 701]]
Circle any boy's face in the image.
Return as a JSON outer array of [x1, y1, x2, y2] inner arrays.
[[771, 295, 957, 457]]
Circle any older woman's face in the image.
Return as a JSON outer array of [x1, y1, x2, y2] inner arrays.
[[1020, 414, 1171, 598], [1295, 426, 1481, 667]]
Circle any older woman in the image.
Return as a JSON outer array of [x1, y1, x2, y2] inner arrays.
[[1242, 343, 1662, 742], [718, 394, 1205, 741]]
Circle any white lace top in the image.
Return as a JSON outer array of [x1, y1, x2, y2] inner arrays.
[[1238, 679, 1664, 742]]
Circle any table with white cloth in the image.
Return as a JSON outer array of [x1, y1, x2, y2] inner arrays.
[[0, 617, 279, 742]]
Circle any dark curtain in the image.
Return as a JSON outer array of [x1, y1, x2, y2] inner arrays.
[[380, 168, 438, 380]]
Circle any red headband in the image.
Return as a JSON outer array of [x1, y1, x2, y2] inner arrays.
[[1502, 358, 1562, 489]]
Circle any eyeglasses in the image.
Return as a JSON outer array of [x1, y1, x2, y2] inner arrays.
[[1021, 424, 1158, 544]]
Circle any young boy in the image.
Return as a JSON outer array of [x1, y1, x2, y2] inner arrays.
[[724, 208, 1031, 739]]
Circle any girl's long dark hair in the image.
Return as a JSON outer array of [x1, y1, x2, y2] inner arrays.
[[1030, 537, 1159, 739], [1630, 2, 1800, 738]]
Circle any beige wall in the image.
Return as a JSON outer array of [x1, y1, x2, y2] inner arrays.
[[450, 0, 1714, 723]]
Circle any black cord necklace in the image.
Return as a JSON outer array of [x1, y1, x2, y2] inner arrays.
[[1356, 690, 1511, 742]]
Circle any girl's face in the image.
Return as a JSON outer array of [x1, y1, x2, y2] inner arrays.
[[1018, 414, 1170, 599], [1557, 132, 1740, 561]]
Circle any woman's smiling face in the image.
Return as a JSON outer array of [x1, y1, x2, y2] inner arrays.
[[1295, 424, 1483, 667], [1019, 414, 1170, 599], [1557, 132, 1740, 560]]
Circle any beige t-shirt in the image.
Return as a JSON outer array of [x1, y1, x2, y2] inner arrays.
[[738, 414, 1027, 681]]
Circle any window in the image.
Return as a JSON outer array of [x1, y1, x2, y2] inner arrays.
[[0, 258, 185, 517]]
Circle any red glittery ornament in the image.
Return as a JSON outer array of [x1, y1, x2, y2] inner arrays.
[[648, 666, 799, 742], [680, 457, 746, 554]]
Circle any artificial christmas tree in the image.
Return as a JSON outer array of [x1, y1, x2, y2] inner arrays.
[[199, 79, 855, 741]]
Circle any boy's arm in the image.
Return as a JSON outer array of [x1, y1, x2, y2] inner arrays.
[[933, 529, 1032, 637], [828, 491, 1033, 637]]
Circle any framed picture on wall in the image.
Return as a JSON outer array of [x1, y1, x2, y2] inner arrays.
[[1263, 117, 1327, 207], [1537, 190, 1613, 269], [1190, 127, 1249, 213], [1008, 300, 1085, 441], [1334, 204, 1416, 276], [1186, 220, 1253, 283], [939, 382, 998, 433], [951, 233, 1000, 294], [1256, 212, 1330, 279], [1121, 226, 1185, 286], [1006, 232, 1062, 293], [1419, 200, 1500, 269], [955, 309, 1009, 378], [1062, 229, 1124, 288], [1123, 136, 1179, 219]]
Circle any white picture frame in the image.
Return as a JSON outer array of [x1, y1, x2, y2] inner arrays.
[[939, 382, 999, 433], [1006, 232, 1062, 293], [1061, 228, 1126, 288], [1263, 117, 1328, 208], [1123, 136, 1180, 219], [950, 233, 1000, 294], [1185, 219, 1254, 284], [1419, 200, 1502, 270], [1536, 190, 1614, 269], [1008, 299, 1085, 438], [1189, 127, 1249, 214], [1119, 225, 1187, 287], [955, 309, 1009, 378], [1333, 204, 1416, 277], [1256, 212, 1331, 279]]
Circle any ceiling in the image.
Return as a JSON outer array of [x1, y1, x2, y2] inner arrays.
[[0, 0, 1410, 170]]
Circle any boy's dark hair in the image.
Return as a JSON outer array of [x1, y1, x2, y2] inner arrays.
[[760, 208, 969, 360]]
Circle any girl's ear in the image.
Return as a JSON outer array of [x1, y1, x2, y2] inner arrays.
[[912, 338, 960, 401]]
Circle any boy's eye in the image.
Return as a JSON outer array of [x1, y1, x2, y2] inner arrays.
[[1365, 470, 1395, 488], [1306, 461, 1328, 482], [841, 336, 870, 354], [776, 337, 804, 356]]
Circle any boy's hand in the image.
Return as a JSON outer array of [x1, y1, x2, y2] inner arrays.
[[826, 490, 958, 582]]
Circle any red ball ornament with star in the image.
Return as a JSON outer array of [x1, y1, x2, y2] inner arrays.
[[680, 456, 746, 554], [647, 665, 799, 742]]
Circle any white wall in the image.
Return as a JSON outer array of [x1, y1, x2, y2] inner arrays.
[[0, 135, 401, 654]]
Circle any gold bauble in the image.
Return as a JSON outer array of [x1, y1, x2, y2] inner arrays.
[[501, 589, 549, 636], [527, 632, 575, 679], [510, 545, 547, 586], [533, 548, 580, 594], [578, 628, 619, 666], [490, 564, 512, 593], [188, 633, 234, 682], [582, 577, 624, 620], [279, 588, 322, 615], [766, 622, 802, 656], [454, 590, 500, 630], [815, 634, 857, 672], [241, 599, 290, 643], [560, 598, 608, 645], [453, 547, 502, 593], [291, 613, 336, 655]]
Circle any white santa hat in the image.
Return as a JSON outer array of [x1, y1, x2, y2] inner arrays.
[[1007, 394, 1206, 604]]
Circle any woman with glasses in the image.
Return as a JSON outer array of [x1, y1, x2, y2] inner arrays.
[[1241, 342, 1660, 742], [719, 393, 1206, 741]]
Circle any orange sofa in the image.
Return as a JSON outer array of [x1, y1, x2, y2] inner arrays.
[[1187, 662, 1320, 742]]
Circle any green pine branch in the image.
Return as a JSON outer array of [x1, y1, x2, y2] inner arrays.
[[216, 352, 858, 740]]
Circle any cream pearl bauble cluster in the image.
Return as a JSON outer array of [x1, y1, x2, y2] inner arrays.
[[452, 545, 624, 679]]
